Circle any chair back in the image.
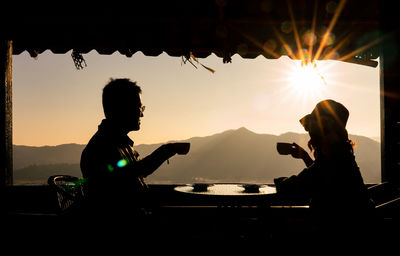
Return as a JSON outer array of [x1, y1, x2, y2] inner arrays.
[[368, 182, 399, 207], [48, 175, 86, 215]]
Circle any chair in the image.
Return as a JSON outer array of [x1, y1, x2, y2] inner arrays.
[[47, 175, 87, 216], [367, 181, 400, 208], [367, 182, 400, 235]]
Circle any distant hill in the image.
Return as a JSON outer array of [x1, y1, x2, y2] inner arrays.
[[13, 143, 85, 170], [13, 128, 381, 185]]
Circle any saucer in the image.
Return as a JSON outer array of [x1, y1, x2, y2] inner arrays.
[[191, 183, 214, 192], [240, 184, 265, 193]]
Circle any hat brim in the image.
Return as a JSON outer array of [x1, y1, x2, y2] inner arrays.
[[299, 114, 312, 128]]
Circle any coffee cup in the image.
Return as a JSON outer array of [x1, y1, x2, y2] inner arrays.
[[276, 142, 293, 155], [174, 142, 190, 155]]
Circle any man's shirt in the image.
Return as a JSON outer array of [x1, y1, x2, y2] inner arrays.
[[80, 119, 148, 213]]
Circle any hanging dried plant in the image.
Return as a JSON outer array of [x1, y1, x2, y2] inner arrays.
[[71, 50, 87, 70], [181, 52, 215, 73]]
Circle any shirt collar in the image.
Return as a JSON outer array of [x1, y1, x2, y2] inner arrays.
[[98, 119, 134, 147]]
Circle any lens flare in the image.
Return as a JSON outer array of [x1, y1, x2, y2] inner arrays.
[[117, 159, 128, 168], [288, 61, 326, 100], [107, 164, 115, 172]]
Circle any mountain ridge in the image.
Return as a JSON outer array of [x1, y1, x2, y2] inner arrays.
[[13, 127, 381, 184]]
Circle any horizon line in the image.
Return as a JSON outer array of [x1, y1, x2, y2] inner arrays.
[[13, 127, 381, 147]]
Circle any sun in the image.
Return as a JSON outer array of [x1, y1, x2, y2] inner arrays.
[[288, 61, 327, 99]]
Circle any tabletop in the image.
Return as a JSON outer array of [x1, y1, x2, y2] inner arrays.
[[174, 184, 276, 196]]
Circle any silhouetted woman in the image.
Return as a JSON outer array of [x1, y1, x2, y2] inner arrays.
[[274, 99, 375, 240]]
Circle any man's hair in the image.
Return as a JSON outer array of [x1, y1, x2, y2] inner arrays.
[[102, 78, 142, 118]]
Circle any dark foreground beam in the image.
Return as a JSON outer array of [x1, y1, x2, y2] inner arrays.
[[0, 40, 13, 188]]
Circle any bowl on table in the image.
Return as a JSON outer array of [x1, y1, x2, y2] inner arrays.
[[191, 183, 214, 192], [240, 184, 264, 193]]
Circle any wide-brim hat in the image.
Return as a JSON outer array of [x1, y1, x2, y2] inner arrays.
[[299, 99, 349, 131]]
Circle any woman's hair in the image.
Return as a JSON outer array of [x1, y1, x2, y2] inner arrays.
[[307, 120, 356, 157]]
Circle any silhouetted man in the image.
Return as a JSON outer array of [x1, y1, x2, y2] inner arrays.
[[80, 78, 189, 221]]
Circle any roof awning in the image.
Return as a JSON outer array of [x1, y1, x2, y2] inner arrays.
[[5, 0, 382, 67]]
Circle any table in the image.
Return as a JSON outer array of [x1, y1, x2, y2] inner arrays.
[[173, 183, 277, 213], [174, 184, 276, 196]]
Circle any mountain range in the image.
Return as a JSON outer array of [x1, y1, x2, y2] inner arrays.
[[13, 127, 381, 185]]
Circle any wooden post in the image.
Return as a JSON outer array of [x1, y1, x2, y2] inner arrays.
[[0, 40, 13, 187], [380, 39, 400, 185], [380, 2, 400, 185]]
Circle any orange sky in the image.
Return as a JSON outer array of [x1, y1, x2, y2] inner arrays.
[[12, 51, 380, 146]]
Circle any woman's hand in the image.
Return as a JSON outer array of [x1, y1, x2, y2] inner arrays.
[[291, 142, 314, 167], [290, 142, 307, 159]]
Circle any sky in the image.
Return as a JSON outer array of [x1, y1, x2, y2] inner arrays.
[[12, 50, 380, 146]]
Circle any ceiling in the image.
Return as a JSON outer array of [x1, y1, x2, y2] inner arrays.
[[4, 0, 385, 67]]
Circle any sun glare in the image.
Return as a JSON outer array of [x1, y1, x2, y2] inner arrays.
[[288, 61, 326, 99]]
